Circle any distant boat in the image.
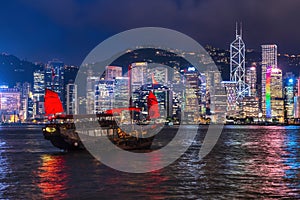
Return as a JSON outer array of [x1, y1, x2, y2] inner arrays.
[[42, 89, 160, 151]]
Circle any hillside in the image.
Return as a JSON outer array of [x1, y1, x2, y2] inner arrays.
[[0, 53, 43, 87]]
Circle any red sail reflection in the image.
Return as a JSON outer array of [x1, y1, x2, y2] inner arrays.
[[37, 155, 69, 199], [104, 151, 169, 199], [144, 152, 169, 199]]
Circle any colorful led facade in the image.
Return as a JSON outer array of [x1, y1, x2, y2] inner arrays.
[[266, 66, 272, 118], [261, 44, 277, 117]]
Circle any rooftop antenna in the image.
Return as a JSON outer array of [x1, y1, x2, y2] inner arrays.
[[240, 22, 242, 37], [235, 22, 238, 38]]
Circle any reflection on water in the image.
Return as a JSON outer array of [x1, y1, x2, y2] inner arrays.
[[283, 128, 300, 195], [0, 126, 299, 199], [37, 154, 69, 199], [0, 140, 10, 198], [241, 127, 290, 197]]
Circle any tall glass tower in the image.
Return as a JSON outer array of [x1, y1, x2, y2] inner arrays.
[[265, 66, 284, 122], [261, 44, 277, 117], [245, 63, 257, 97], [45, 60, 65, 106]]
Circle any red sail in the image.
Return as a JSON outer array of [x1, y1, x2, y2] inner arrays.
[[44, 89, 64, 115], [147, 91, 160, 119]]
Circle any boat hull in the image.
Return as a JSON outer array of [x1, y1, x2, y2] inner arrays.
[[43, 124, 85, 150], [42, 124, 154, 151]]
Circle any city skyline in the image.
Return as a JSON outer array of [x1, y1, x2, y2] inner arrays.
[[1, 21, 300, 124], [0, 52, 299, 124]]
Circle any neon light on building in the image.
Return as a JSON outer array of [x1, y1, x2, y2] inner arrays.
[[266, 66, 272, 118], [261, 44, 277, 117]]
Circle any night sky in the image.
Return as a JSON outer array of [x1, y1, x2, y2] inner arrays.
[[1, 0, 300, 65]]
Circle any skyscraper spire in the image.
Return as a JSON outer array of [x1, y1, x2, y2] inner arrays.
[[235, 22, 238, 38], [240, 22, 242, 37], [235, 22, 243, 36]]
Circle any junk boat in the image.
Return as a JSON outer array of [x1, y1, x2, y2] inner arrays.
[[42, 89, 160, 151]]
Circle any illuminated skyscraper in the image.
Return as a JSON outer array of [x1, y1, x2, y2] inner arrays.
[[114, 77, 130, 109], [294, 97, 300, 119], [94, 80, 114, 113], [33, 70, 45, 117], [241, 96, 259, 118], [154, 87, 172, 119], [171, 66, 184, 119], [129, 62, 148, 86], [86, 69, 99, 114], [246, 63, 257, 97], [261, 44, 277, 117], [265, 66, 284, 122], [105, 66, 122, 81], [20, 82, 31, 121], [45, 60, 65, 105], [298, 77, 300, 96], [0, 87, 21, 122], [33, 70, 45, 101], [66, 83, 78, 115], [283, 72, 296, 120], [147, 65, 168, 85], [128, 62, 148, 105], [184, 67, 200, 120], [172, 66, 182, 85], [221, 81, 237, 115], [230, 23, 248, 101], [205, 67, 226, 123], [294, 77, 300, 119], [199, 73, 207, 115]]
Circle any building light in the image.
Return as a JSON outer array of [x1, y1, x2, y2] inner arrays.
[[187, 67, 195, 72]]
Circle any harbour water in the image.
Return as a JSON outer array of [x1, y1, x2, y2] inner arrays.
[[0, 126, 299, 199]]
